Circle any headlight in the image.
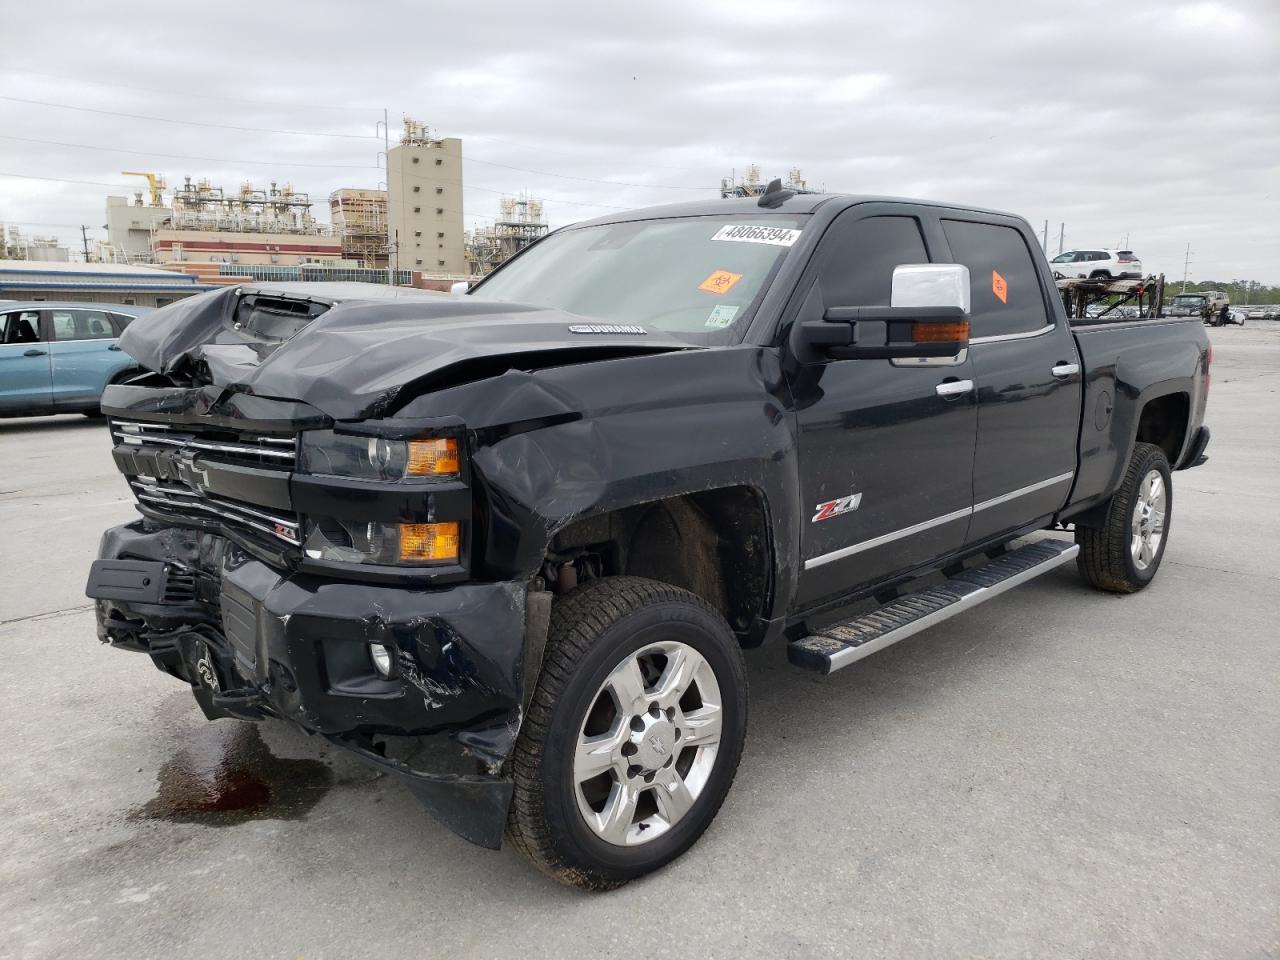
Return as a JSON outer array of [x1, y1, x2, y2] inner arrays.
[[299, 430, 459, 481], [302, 518, 460, 566]]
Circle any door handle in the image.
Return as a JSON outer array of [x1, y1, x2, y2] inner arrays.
[[935, 379, 975, 398], [1051, 362, 1080, 379], [23, 348, 48, 357], [108, 344, 122, 351]]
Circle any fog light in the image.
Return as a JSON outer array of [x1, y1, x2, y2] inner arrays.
[[369, 642, 393, 677]]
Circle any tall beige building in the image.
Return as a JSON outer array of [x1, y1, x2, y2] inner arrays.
[[386, 120, 466, 276]]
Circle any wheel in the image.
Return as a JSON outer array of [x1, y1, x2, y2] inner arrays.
[[1089, 270, 1112, 280], [1076, 442, 1172, 593], [506, 576, 747, 890]]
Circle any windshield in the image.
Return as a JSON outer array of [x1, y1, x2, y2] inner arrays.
[[473, 215, 807, 341], [1051, 252, 1074, 263]]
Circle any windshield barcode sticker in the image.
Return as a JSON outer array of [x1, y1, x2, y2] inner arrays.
[[711, 224, 802, 247]]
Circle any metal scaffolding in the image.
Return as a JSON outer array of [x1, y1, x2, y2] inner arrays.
[[168, 177, 331, 235], [465, 195, 549, 275]]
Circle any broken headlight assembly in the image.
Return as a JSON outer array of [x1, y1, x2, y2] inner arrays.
[[298, 429, 463, 566]]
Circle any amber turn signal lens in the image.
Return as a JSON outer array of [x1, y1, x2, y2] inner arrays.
[[911, 320, 970, 343], [406, 437, 459, 476], [398, 522, 460, 563]]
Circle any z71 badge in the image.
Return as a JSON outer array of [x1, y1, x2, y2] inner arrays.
[[812, 492, 862, 522]]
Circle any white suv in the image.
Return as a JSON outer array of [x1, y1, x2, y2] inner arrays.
[[1048, 248, 1143, 280]]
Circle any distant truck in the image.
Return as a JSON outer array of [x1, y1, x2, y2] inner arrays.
[[86, 190, 1211, 889], [1167, 291, 1230, 324]]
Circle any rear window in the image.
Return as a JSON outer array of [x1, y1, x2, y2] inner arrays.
[[941, 219, 1049, 337], [1117, 251, 1137, 261]]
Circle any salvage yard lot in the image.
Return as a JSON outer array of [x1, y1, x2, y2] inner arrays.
[[1, 325, 1276, 960]]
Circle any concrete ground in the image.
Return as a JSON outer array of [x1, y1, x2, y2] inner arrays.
[[1, 324, 1276, 960]]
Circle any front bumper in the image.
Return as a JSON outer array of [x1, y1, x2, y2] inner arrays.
[[88, 520, 531, 848]]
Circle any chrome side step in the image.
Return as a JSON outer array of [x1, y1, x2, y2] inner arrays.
[[787, 539, 1079, 674]]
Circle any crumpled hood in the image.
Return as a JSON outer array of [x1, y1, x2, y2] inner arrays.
[[118, 283, 694, 420]]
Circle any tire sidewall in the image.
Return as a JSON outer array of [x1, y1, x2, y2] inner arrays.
[[1119, 448, 1173, 586], [537, 599, 746, 882]]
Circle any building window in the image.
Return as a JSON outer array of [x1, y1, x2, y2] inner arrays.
[[436, 208, 443, 215], [435, 158, 443, 166], [414, 206, 421, 213], [414, 231, 422, 237], [437, 232, 444, 238], [415, 259, 423, 266], [413, 185, 420, 193], [121, 297, 136, 305], [412, 157, 420, 164], [156, 298, 174, 307], [438, 260, 445, 267], [435, 187, 443, 194]]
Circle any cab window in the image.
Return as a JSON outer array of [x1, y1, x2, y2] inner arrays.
[[813, 214, 929, 307], [941, 220, 1050, 338]]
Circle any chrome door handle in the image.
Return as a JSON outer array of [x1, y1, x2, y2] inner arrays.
[[1051, 363, 1080, 379], [935, 379, 975, 398], [108, 344, 122, 351], [23, 348, 47, 357]]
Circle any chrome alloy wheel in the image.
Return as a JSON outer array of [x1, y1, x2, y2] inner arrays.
[[1131, 468, 1167, 571], [573, 641, 723, 846]]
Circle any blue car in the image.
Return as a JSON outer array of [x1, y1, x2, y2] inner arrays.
[[0, 301, 153, 418]]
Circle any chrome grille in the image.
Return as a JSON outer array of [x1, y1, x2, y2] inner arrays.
[[110, 418, 300, 547], [111, 419, 296, 467]]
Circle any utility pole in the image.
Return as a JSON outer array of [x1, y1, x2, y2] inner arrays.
[[1057, 223, 1065, 256], [1181, 242, 1192, 292], [79, 225, 92, 262], [1042, 220, 1048, 252]]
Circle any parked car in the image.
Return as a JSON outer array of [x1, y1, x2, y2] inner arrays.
[[1048, 248, 1143, 279], [0, 302, 151, 418], [1245, 307, 1268, 321], [87, 194, 1210, 890], [1167, 291, 1230, 322]]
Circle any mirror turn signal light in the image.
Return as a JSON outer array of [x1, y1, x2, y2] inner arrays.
[[398, 521, 460, 563], [406, 437, 460, 476], [911, 320, 970, 343]]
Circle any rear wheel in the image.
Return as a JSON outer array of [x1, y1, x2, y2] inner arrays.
[[506, 576, 747, 890], [1076, 442, 1172, 593]]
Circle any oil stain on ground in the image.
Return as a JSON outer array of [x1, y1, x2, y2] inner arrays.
[[130, 721, 333, 826]]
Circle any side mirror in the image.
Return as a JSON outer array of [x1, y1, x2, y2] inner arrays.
[[449, 281, 471, 295], [791, 263, 971, 362]]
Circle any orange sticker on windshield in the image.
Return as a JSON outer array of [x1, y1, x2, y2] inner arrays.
[[992, 270, 1008, 303], [699, 270, 743, 295]]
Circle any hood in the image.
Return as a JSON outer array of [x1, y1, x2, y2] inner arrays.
[[118, 284, 695, 420]]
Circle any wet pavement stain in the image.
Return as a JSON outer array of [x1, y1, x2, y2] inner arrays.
[[130, 721, 333, 826]]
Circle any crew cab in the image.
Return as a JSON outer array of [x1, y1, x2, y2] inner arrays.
[[1167, 291, 1231, 324], [85, 192, 1210, 890], [0, 301, 150, 417]]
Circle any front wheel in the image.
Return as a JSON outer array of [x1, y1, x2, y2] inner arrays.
[[1076, 442, 1172, 593], [506, 576, 747, 890]]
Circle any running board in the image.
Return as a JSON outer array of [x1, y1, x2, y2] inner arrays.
[[787, 539, 1079, 674]]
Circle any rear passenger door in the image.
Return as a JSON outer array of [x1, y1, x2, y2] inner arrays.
[[47, 308, 124, 409], [0, 309, 53, 414], [939, 217, 1082, 546]]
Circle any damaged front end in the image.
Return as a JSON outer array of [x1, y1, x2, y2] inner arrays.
[[87, 374, 541, 849]]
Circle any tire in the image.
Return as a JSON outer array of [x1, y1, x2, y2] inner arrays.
[[1076, 442, 1172, 593], [1089, 270, 1112, 280], [506, 575, 747, 890]]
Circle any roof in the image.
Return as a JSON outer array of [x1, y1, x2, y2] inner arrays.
[[571, 192, 1021, 229], [0, 259, 201, 278]]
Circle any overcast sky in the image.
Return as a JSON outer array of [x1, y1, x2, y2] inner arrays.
[[2, 0, 1277, 282]]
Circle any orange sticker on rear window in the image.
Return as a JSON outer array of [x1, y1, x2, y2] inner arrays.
[[699, 270, 743, 295], [992, 270, 1008, 304]]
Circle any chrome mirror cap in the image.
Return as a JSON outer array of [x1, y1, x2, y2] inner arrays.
[[891, 264, 970, 313]]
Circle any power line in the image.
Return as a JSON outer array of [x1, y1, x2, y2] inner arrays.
[[0, 171, 135, 189], [0, 95, 378, 140], [0, 134, 379, 170]]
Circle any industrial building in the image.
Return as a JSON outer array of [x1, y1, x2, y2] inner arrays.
[[719, 165, 808, 198], [330, 189, 388, 268], [386, 120, 466, 276], [466, 195, 549, 275], [0, 260, 216, 306], [1, 224, 71, 263]]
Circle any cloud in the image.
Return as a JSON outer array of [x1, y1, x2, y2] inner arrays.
[[0, 0, 1277, 281]]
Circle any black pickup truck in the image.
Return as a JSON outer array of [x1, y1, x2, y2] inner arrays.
[[86, 189, 1211, 889]]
